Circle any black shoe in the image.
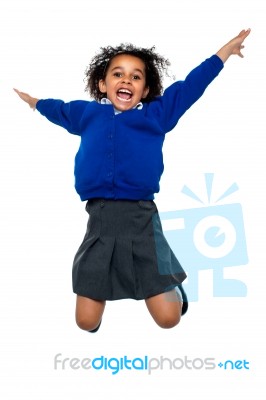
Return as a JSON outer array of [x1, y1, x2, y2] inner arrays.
[[177, 285, 188, 316], [88, 321, 102, 333]]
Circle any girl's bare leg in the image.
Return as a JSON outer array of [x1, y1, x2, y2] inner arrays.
[[145, 289, 182, 329], [75, 295, 106, 331]]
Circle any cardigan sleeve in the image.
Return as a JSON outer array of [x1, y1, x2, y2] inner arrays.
[[149, 55, 224, 133], [36, 99, 90, 135]]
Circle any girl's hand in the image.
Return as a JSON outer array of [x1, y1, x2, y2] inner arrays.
[[228, 29, 251, 58], [14, 88, 39, 110], [216, 29, 251, 63]]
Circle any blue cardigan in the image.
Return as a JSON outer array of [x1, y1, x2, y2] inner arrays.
[[36, 55, 223, 201]]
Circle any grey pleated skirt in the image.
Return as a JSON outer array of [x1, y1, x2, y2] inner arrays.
[[72, 199, 188, 312]]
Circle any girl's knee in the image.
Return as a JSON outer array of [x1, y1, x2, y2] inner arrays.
[[155, 313, 181, 329], [76, 315, 101, 331], [75, 295, 105, 331], [145, 291, 182, 329]]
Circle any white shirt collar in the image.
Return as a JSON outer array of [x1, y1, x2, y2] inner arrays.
[[100, 97, 143, 114]]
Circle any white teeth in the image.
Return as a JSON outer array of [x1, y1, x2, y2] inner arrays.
[[118, 89, 132, 94]]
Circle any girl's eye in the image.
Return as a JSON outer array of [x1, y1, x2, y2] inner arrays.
[[114, 72, 122, 77], [133, 75, 140, 80]]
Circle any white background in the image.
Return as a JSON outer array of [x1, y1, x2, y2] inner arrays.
[[0, 0, 265, 398]]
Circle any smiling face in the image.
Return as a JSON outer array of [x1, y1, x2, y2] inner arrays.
[[99, 54, 149, 111]]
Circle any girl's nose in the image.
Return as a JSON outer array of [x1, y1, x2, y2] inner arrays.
[[122, 76, 131, 84]]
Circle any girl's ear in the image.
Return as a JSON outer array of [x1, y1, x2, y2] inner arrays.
[[99, 79, 107, 94], [142, 86, 149, 99]]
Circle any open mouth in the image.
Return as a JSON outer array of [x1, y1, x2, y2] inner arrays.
[[116, 89, 133, 102]]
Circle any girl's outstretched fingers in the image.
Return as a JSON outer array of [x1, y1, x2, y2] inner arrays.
[[216, 28, 251, 62], [14, 88, 39, 109]]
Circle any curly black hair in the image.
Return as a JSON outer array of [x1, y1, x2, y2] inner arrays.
[[84, 43, 171, 103]]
